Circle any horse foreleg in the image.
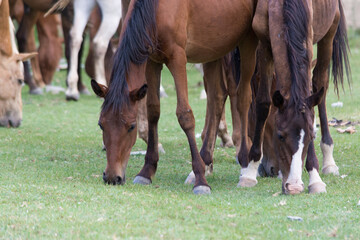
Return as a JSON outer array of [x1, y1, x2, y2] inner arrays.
[[167, 47, 210, 194], [92, 0, 122, 87], [236, 33, 258, 188], [306, 141, 326, 194], [37, 14, 62, 86], [198, 59, 227, 179], [65, 0, 96, 101], [133, 60, 162, 185]]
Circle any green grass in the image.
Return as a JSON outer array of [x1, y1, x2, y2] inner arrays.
[[1, 35, 360, 239]]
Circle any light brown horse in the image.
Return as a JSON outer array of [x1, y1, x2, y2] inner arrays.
[[247, 0, 350, 194], [0, 0, 36, 127], [91, 0, 258, 194]]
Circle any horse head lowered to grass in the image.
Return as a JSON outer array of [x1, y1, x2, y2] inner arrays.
[[0, 0, 36, 128]]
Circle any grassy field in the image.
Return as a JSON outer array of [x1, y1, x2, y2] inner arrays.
[[1, 32, 360, 239]]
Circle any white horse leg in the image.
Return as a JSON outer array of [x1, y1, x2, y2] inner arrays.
[[92, 0, 122, 87], [66, 0, 96, 100]]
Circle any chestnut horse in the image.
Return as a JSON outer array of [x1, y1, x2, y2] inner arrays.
[[91, 0, 258, 194], [0, 0, 36, 127], [246, 0, 350, 194]]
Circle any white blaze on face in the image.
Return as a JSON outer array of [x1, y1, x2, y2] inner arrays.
[[286, 129, 305, 185]]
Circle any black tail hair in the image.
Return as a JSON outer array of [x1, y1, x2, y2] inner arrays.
[[331, 0, 351, 96]]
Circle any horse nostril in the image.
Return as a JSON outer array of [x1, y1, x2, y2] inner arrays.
[[270, 167, 275, 176], [116, 176, 122, 185]]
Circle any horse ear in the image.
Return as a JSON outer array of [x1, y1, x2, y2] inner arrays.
[[130, 84, 148, 102], [272, 90, 284, 109], [91, 79, 108, 98], [306, 87, 325, 108], [11, 52, 38, 62]]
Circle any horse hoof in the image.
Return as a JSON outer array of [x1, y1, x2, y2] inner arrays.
[[29, 88, 43, 95], [193, 185, 211, 195], [257, 163, 267, 177], [220, 139, 234, 148], [66, 93, 80, 101], [133, 176, 151, 185], [184, 171, 195, 185], [308, 181, 327, 194], [80, 88, 91, 95], [322, 165, 339, 175], [237, 177, 257, 188]]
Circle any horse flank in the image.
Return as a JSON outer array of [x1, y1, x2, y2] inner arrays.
[[102, 0, 158, 114], [331, 0, 351, 95]]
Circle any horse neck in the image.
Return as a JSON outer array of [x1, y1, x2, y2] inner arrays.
[[126, 62, 147, 92], [0, 0, 13, 57], [269, 0, 312, 101]]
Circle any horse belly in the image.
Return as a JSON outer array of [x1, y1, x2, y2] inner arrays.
[[312, 0, 338, 43], [185, 0, 255, 63]]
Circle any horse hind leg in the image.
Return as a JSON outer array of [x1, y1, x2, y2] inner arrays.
[[92, 0, 122, 87], [66, 0, 96, 101], [313, 21, 340, 176]]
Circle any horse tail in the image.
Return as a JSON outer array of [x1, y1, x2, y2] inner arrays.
[[230, 47, 241, 86], [44, 0, 72, 17], [331, 0, 351, 95]]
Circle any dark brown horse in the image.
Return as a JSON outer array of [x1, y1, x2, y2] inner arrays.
[[246, 0, 350, 194], [91, 0, 258, 194]]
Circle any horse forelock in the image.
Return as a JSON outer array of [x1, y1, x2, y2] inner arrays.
[[283, 0, 311, 112], [102, 0, 158, 114]]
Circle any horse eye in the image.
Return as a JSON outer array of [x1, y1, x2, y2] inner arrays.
[[128, 124, 136, 132], [277, 134, 285, 142], [98, 122, 104, 131]]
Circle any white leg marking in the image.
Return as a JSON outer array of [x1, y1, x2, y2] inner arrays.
[[308, 169, 327, 194], [239, 160, 261, 183], [308, 169, 325, 186], [320, 142, 339, 175], [286, 129, 305, 186]]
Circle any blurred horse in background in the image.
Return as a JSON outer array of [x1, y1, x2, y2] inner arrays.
[[0, 0, 36, 127]]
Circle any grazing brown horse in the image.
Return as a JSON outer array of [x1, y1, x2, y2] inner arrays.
[[246, 0, 350, 194], [0, 0, 36, 127], [91, 0, 258, 194]]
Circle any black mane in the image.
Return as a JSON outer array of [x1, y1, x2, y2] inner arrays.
[[283, 0, 310, 111], [102, 0, 158, 114]]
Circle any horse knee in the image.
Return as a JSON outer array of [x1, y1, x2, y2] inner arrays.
[[147, 103, 160, 124], [177, 109, 195, 131], [93, 39, 108, 58], [256, 100, 271, 121]]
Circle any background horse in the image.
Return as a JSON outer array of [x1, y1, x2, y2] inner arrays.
[[0, 0, 36, 127], [91, 0, 258, 194], [49, 0, 123, 101], [247, 0, 350, 194]]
